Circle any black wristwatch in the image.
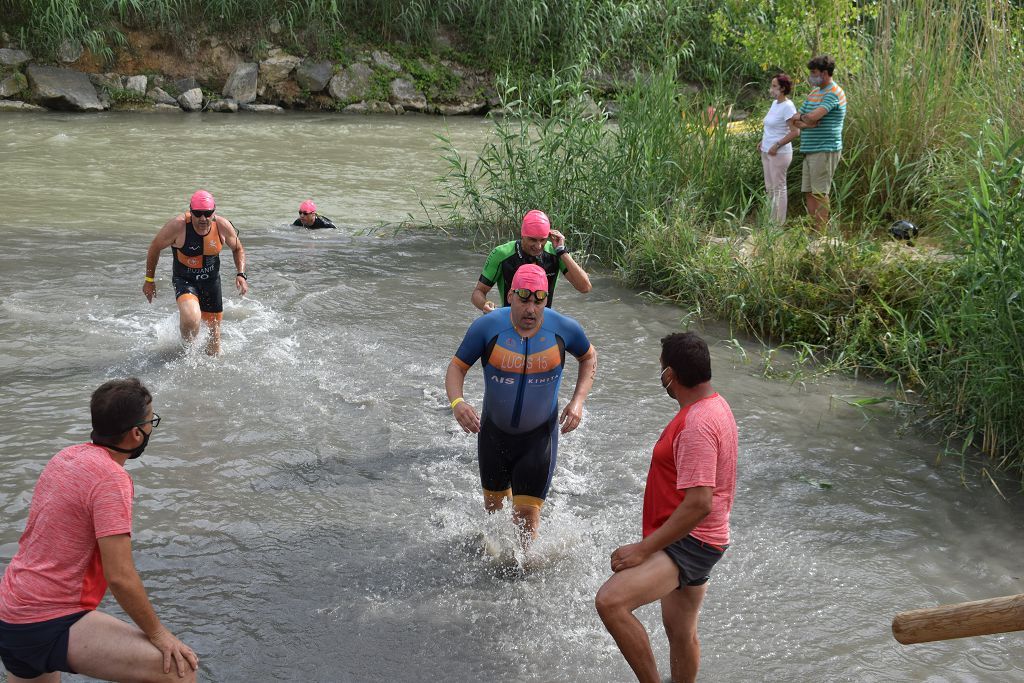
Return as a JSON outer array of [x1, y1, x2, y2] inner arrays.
[[236, 272, 247, 280], [555, 246, 568, 257]]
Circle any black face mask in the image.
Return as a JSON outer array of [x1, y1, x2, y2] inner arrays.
[[92, 428, 150, 460]]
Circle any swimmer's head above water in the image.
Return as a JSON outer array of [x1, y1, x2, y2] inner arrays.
[[520, 210, 550, 257]]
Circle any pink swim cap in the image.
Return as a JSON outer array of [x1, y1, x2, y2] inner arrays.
[[190, 190, 215, 211], [510, 264, 549, 292], [520, 210, 551, 239], [299, 200, 317, 213]]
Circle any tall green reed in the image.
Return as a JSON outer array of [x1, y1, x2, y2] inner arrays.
[[915, 123, 1024, 474]]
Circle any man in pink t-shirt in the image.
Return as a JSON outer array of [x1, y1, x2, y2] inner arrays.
[[596, 332, 738, 683], [0, 378, 198, 683]]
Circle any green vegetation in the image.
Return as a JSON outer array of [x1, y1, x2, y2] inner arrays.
[[107, 86, 149, 105], [434, 0, 1024, 484]]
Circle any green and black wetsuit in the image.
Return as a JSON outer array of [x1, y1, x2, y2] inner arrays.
[[479, 240, 567, 307]]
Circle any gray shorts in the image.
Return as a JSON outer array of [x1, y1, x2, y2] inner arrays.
[[663, 535, 728, 588]]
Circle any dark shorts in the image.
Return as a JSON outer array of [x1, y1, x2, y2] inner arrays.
[[663, 535, 728, 588], [173, 274, 223, 314], [478, 414, 558, 506], [0, 611, 88, 679]]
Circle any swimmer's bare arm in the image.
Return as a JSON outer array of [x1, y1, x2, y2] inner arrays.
[[609, 486, 712, 572], [445, 359, 480, 433], [472, 281, 496, 313], [549, 230, 592, 294], [143, 216, 185, 302], [560, 346, 596, 434], [98, 534, 199, 676], [218, 218, 249, 296]]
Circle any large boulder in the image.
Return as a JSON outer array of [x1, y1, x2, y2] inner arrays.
[[147, 87, 177, 105], [328, 63, 373, 102], [371, 50, 402, 73], [89, 73, 124, 91], [125, 75, 147, 94], [26, 65, 102, 111], [0, 71, 28, 98], [259, 50, 300, 93], [0, 48, 31, 67], [239, 103, 284, 113], [208, 98, 238, 112], [295, 60, 333, 93], [433, 100, 487, 116], [222, 62, 257, 103], [343, 100, 396, 115], [388, 78, 426, 111], [177, 87, 204, 111], [0, 99, 46, 112]]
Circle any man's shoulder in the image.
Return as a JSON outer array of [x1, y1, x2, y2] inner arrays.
[[44, 444, 128, 485], [487, 240, 519, 258], [542, 309, 585, 334], [472, 308, 514, 334], [689, 393, 737, 428]]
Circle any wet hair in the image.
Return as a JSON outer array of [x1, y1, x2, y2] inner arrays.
[[807, 55, 836, 76], [90, 378, 152, 442], [774, 73, 793, 95], [660, 332, 711, 388]]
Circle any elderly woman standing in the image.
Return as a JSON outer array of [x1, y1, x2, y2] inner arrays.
[[757, 73, 798, 223]]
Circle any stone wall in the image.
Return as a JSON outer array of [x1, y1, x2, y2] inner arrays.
[[0, 43, 499, 116]]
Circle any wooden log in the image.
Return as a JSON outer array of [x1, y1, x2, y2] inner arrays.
[[893, 593, 1024, 644]]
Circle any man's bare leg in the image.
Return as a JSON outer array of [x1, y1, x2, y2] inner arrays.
[[595, 551, 680, 683], [67, 610, 197, 683], [661, 583, 708, 683], [512, 502, 541, 549], [203, 315, 222, 356], [805, 192, 829, 231], [176, 296, 201, 346]]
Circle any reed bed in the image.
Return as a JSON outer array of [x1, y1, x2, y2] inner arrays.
[[434, 0, 1024, 482]]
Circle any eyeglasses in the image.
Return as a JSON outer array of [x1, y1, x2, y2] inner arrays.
[[135, 413, 161, 429], [512, 288, 548, 304], [191, 209, 215, 218], [298, 211, 313, 216]]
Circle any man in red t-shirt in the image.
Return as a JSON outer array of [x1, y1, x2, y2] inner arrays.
[[596, 332, 738, 683], [0, 378, 198, 683]]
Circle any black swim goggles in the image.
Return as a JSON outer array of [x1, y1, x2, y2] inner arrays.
[[512, 288, 548, 304], [191, 208, 215, 218]]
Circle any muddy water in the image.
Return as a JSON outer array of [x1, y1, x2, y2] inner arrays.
[[1, 112, 1021, 682]]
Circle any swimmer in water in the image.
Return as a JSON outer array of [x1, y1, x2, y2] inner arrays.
[[471, 209, 591, 313], [446, 263, 598, 548], [292, 200, 336, 229], [143, 190, 248, 355]]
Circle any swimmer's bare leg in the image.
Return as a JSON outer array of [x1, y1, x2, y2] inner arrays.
[[512, 498, 542, 550], [483, 488, 512, 513], [176, 295, 202, 346], [202, 313, 222, 356]]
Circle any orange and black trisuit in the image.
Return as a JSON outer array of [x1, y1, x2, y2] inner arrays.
[[172, 214, 224, 321]]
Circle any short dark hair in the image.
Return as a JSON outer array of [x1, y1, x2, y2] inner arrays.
[[774, 73, 793, 95], [90, 378, 152, 441], [660, 332, 711, 388], [807, 55, 836, 75]]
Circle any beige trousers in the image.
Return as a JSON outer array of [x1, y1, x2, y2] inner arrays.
[[761, 151, 793, 224]]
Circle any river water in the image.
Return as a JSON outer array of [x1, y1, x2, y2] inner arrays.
[[1, 112, 1021, 682]]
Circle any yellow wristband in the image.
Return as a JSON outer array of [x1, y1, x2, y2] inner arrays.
[[450, 397, 465, 410], [144, 276, 155, 283]]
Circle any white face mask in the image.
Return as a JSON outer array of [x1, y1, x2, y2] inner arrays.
[[808, 74, 823, 87]]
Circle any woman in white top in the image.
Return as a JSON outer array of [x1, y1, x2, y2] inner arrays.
[[757, 73, 798, 223]]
